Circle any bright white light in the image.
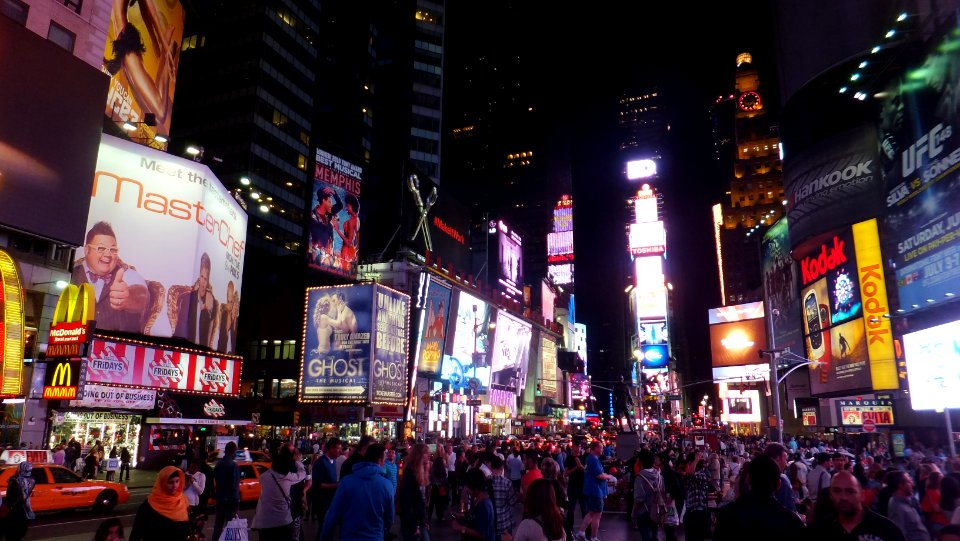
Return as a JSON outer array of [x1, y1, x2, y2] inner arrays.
[[886, 29, 896, 38], [859, 61, 868, 69], [240, 176, 251, 186], [250, 192, 261, 200], [897, 12, 907, 21], [154, 134, 168, 143], [782, 199, 788, 205], [186, 146, 201, 156], [871, 46, 881, 54], [122, 122, 137, 132], [55, 280, 68, 289], [850, 73, 861, 81], [626, 159, 657, 180], [259, 204, 269, 213]]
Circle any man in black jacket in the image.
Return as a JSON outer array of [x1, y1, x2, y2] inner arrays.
[[212, 442, 241, 541], [713, 456, 805, 541]]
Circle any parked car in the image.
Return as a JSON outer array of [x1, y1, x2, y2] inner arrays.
[[0, 463, 130, 513]]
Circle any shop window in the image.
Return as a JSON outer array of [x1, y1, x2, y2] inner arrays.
[[150, 428, 189, 449], [50, 467, 81, 484], [278, 379, 297, 398], [282, 340, 296, 359]]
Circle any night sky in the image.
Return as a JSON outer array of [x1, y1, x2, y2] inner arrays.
[[444, 2, 779, 402]]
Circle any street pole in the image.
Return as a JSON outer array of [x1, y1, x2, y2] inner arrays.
[[947, 408, 956, 458], [767, 350, 783, 445]]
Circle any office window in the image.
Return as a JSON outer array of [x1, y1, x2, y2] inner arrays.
[[297, 154, 307, 170], [1, 0, 28, 25], [47, 21, 75, 52], [64, 0, 82, 14]]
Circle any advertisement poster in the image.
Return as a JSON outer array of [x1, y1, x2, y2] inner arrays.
[[370, 286, 410, 405], [102, 0, 185, 142], [85, 337, 242, 396], [837, 398, 895, 426], [74, 135, 247, 352], [70, 384, 156, 410], [308, 148, 362, 278], [0, 16, 107, 247], [540, 337, 558, 397], [903, 319, 960, 410], [762, 218, 802, 353], [449, 291, 491, 369], [880, 27, 960, 310], [709, 318, 767, 367], [783, 126, 882, 248], [809, 318, 871, 395], [498, 222, 523, 293], [299, 285, 373, 403], [489, 311, 533, 391], [417, 278, 452, 375], [440, 354, 489, 394]]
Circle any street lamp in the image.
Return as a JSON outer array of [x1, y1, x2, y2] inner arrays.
[[761, 348, 820, 444]]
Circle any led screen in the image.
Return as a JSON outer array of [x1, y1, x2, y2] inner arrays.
[[903, 320, 960, 410]]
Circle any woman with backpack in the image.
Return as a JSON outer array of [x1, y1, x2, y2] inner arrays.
[[513, 479, 566, 541], [633, 450, 667, 541]]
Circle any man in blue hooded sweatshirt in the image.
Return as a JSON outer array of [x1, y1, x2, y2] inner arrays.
[[320, 443, 395, 541]]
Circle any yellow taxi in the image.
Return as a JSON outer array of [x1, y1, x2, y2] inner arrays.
[[0, 463, 130, 513], [204, 461, 272, 506]]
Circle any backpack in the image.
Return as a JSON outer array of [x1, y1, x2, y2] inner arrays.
[[637, 473, 668, 524]]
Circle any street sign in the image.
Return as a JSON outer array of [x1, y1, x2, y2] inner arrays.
[[667, 394, 682, 401], [466, 399, 482, 406], [863, 418, 877, 433]]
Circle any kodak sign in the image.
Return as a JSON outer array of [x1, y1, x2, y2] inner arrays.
[[0, 249, 24, 397], [47, 283, 95, 358], [852, 219, 898, 390], [800, 236, 848, 286], [42, 359, 80, 399]]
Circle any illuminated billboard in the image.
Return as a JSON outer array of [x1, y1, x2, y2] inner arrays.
[[627, 159, 657, 180], [880, 28, 960, 312], [449, 291, 491, 369], [837, 398, 895, 426], [0, 249, 24, 397], [762, 217, 803, 354], [498, 221, 523, 296], [708, 301, 764, 325], [440, 354, 489, 394], [85, 336, 242, 396], [300, 285, 373, 404], [799, 219, 897, 393], [416, 276, 452, 375], [0, 16, 107, 247], [548, 263, 574, 286], [903, 320, 960, 410], [541, 280, 556, 323], [490, 311, 532, 391], [635, 185, 658, 222], [720, 388, 762, 424], [629, 221, 666, 256], [308, 149, 362, 278], [370, 286, 410, 405], [640, 344, 669, 369], [638, 321, 667, 345], [73, 135, 247, 352], [540, 336, 558, 397], [103, 0, 185, 142], [709, 318, 767, 367]]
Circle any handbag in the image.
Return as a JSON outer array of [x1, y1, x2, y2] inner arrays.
[[218, 516, 249, 541]]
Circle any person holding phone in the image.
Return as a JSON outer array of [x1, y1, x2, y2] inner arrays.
[[452, 469, 496, 541]]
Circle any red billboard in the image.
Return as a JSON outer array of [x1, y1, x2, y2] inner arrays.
[[84, 335, 242, 397]]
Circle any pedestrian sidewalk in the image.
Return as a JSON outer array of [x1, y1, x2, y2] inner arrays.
[[85, 467, 159, 489]]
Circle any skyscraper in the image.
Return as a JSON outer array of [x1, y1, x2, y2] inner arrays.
[[713, 52, 784, 305]]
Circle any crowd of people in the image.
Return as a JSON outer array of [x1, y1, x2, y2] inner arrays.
[[5, 431, 960, 541]]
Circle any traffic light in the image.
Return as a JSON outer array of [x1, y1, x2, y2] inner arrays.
[[293, 411, 301, 425], [536, 383, 542, 396]]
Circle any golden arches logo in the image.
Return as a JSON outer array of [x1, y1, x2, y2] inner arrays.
[[52, 283, 96, 326], [51, 362, 72, 387], [0, 248, 24, 397]]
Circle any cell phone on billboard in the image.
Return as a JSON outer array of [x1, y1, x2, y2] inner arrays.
[[805, 290, 825, 358]]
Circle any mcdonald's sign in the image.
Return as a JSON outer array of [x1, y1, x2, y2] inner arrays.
[[47, 283, 95, 359], [0, 248, 24, 397], [42, 360, 80, 399]]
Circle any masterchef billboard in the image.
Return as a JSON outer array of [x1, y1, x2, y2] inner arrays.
[[72, 135, 247, 353]]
